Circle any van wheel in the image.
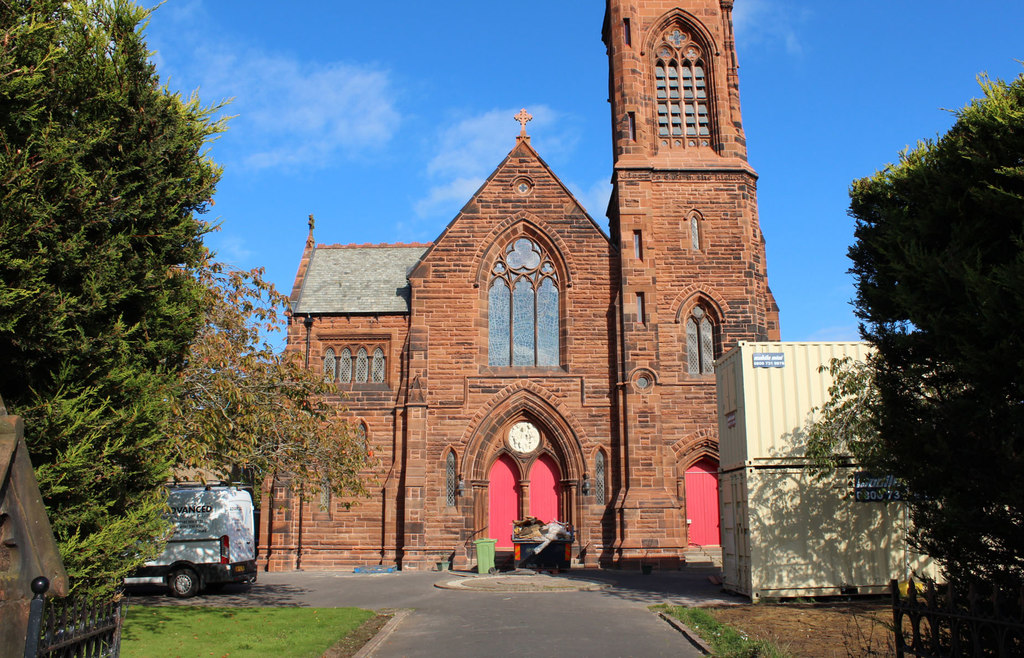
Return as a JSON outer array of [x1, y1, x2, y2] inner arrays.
[[169, 568, 200, 598]]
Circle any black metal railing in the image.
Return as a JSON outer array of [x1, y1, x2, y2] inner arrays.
[[25, 577, 126, 658], [892, 577, 1024, 657]]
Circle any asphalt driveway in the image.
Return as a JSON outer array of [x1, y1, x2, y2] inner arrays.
[[126, 567, 741, 657]]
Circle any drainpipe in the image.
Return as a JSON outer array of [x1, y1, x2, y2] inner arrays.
[[303, 315, 314, 368]]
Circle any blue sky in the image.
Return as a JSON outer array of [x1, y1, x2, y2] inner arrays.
[[143, 1, 1024, 347]]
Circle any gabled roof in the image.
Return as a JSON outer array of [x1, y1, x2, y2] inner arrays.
[[291, 243, 430, 314], [409, 137, 610, 281]]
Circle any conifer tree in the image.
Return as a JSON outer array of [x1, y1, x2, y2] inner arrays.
[[0, 0, 223, 595], [849, 72, 1024, 589]]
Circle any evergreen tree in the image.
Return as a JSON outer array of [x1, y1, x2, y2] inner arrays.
[[0, 0, 223, 595], [849, 73, 1024, 589]]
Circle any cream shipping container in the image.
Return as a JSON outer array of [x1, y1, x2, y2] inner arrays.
[[715, 341, 936, 600]]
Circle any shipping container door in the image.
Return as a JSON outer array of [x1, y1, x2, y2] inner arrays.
[[529, 454, 561, 523], [488, 454, 520, 548], [685, 458, 720, 545]]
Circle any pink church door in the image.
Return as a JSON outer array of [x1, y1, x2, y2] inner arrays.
[[488, 455, 519, 549], [684, 458, 720, 546], [529, 454, 561, 523]]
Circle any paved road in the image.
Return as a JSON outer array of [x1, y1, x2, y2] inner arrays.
[[127, 568, 742, 657]]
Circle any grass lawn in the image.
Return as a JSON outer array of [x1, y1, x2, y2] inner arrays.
[[121, 606, 375, 658], [653, 605, 792, 658]]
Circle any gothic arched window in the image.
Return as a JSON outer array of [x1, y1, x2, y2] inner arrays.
[[371, 348, 386, 383], [355, 347, 369, 383], [339, 348, 353, 383], [323, 348, 336, 382], [686, 306, 716, 375], [690, 214, 702, 251], [488, 237, 560, 367], [445, 451, 457, 507], [654, 27, 712, 149], [595, 451, 607, 503], [355, 422, 367, 454]]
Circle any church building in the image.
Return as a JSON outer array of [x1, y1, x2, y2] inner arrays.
[[259, 0, 779, 571]]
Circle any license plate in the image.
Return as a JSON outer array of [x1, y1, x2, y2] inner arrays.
[[233, 565, 246, 572]]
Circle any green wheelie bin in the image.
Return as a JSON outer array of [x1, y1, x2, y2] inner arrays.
[[474, 538, 497, 574]]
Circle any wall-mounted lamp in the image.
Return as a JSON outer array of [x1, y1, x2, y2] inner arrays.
[[581, 475, 591, 496], [457, 479, 466, 497]]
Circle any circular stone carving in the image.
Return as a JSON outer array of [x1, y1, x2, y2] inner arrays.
[[632, 369, 656, 393], [513, 177, 534, 196], [507, 421, 540, 454]]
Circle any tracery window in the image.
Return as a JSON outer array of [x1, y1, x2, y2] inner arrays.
[[654, 27, 712, 149], [445, 451, 457, 507], [594, 451, 607, 503], [686, 306, 716, 375], [488, 237, 560, 367], [323, 348, 336, 382]]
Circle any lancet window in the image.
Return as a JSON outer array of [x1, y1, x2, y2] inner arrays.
[[322, 344, 386, 384], [686, 306, 717, 375], [445, 452, 457, 507]]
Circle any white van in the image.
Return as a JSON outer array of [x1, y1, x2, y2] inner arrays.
[[126, 485, 258, 597]]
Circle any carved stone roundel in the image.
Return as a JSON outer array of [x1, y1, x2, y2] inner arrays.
[[507, 421, 540, 454]]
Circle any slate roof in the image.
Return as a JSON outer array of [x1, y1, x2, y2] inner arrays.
[[292, 244, 429, 314]]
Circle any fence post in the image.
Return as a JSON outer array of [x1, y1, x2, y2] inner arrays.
[[23, 577, 49, 658]]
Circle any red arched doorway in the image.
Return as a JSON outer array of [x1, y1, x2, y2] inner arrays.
[[488, 454, 519, 548], [684, 457, 720, 546], [529, 454, 561, 523]]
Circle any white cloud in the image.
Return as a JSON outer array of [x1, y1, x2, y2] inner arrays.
[[208, 233, 254, 267], [145, 6, 399, 172], [196, 49, 399, 171], [732, 0, 807, 55], [414, 177, 486, 218], [416, 106, 565, 219], [568, 178, 613, 223]]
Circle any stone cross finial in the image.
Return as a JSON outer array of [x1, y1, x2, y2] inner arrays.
[[308, 214, 315, 232], [514, 108, 533, 136]]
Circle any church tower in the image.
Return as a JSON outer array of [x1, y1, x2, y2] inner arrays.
[[603, 0, 779, 565]]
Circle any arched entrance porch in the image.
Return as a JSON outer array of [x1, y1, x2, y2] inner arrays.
[[461, 388, 587, 557]]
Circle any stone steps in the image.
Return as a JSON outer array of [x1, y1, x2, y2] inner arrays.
[[683, 544, 722, 568]]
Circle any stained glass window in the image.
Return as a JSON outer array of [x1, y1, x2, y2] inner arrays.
[[512, 278, 536, 365], [489, 280, 511, 365], [654, 29, 713, 148], [445, 452, 457, 507], [355, 348, 368, 383], [488, 238, 560, 367], [595, 451, 606, 503], [536, 278, 559, 366], [323, 348, 336, 382], [686, 306, 716, 375], [691, 214, 701, 251], [372, 348, 386, 383]]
